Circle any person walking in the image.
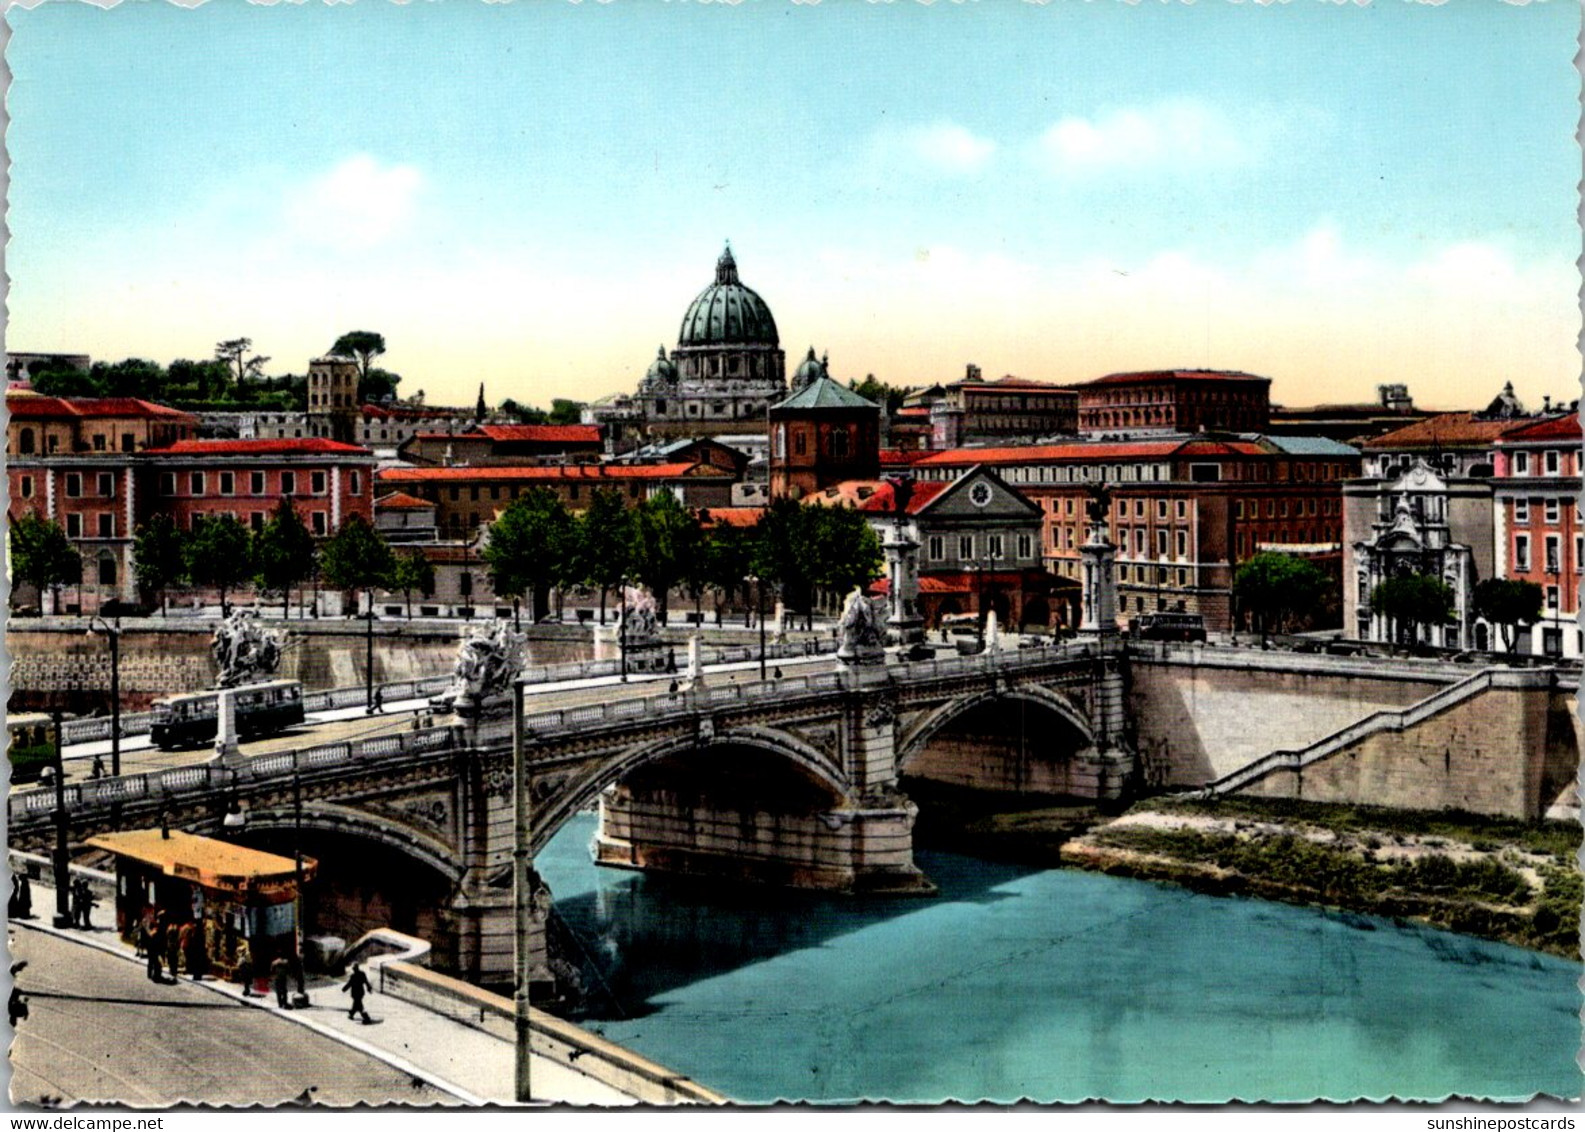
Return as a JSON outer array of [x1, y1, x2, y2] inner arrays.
[[342, 962, 373, 1023], [143, 921, 164, 982], [71, 879, 94, 929], [236, 938, 258, 997], [165, 920, 183, 980], [270, 954, 292, 1008], [17, 871, 33, 919]]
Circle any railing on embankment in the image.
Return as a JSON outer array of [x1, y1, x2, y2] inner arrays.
[[1200, 666, 1560, 797]]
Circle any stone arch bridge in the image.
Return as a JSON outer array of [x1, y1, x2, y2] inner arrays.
[[10, 646, 1127, 981]]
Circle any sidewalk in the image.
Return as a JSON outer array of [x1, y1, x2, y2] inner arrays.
[[11, 882, 637, 1106]]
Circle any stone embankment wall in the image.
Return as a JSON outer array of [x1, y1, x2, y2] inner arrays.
[[1238, 683, 1579, 820], [4, 621, 594, 711], [1129, 651, 1447, 787]]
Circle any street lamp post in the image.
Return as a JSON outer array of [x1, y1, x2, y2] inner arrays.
[[88, 614, 123, 777], [48, 711, 72, 929], [618, 579, 629, 683], [746, 574, 765, 680], [364, 592, 376, 713]]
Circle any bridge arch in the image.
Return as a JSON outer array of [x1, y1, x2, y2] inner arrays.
[[529, 725, 851, 855], [239, 801, 465, 886], [897, 684, 1094, 773]]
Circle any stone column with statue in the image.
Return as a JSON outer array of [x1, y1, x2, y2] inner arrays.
[[1079, 482, 1120, 645], [881, 474, 925, 649]]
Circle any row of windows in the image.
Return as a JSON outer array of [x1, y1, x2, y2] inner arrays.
[[1117, 564, 1194, 587], [1510, 497, 1579, 525], [47, 472, 122, 500], [159, 470, 361, 497], [62, 512, 117, 538], [1512, 533, 1582, 575], [924, 533, 1035, 562], [13, 428, 139, 456], [1509, 450, 1567, 476], [434, 480, 646, 504], [1238, 497, 1334, 519]]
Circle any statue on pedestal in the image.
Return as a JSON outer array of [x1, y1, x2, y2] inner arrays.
[[836, 586, 886, 666], [434, 619, 527, 716], [211, 610, 283, 688], [617, 585, 667, 673]]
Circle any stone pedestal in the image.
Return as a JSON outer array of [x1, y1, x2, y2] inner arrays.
[[1079, 524, 1120, 645], [683, 635, 706, 692], [213, 687, 242, 766], [882, 521, 926, 648]]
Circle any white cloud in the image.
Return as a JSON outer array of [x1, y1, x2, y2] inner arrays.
[[866, 121, 996, 177], [1030, 98, 1256, 176], [279, 154, 425, 251]]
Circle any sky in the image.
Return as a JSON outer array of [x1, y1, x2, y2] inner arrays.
[[6, 0, 1581, 415]]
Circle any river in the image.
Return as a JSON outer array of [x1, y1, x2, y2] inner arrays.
[[538, 814, 1579, 1104]]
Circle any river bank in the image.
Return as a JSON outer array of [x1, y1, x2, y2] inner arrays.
[[906, 781, 1581, 961]]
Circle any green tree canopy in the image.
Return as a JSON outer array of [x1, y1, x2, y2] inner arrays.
[[1234, 552, 1331, 641], [628, 490, 699, 626], [215, 338, 270, 389], [184, 515, 254, 617], [319, 515, 397, 615], [548, 399, 585, 425], [808, 505, 883, 598], [848, 374, 911, 416], [132, 514, 188, 614], [485, 488, 575, 623], [1371, 573, 1455, 647], [390, 549, 436, 619], [10, 514, 80, 613], [699, 521, 754, 624], [1473, 577, 1543, 651], [573, 488, 633, 623], [253, 499, 318, 617]]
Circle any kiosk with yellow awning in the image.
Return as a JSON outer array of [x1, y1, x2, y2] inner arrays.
[[86, 829, 317, 980]]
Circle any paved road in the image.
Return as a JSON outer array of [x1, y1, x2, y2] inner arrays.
[[7, 921, 454, 1108], [48, 653, 839, 782]]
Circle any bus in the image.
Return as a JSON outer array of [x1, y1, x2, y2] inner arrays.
[[150, 681, 306, 750], [7, 714, 58, 785], [1137, 612, 1207, 643]]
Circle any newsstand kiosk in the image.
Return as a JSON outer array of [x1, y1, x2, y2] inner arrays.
[[86, 828, 317, 990]]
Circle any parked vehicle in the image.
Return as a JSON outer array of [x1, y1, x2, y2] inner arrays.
[[6, 714, 59, 785], [149, 681, 305, 750]]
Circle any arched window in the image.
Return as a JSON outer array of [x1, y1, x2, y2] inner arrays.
[[18, 428, 35, 455], [98, 556, 117, 586]]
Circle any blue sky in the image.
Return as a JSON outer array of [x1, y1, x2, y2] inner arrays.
[[7, 0, 1580, 412]]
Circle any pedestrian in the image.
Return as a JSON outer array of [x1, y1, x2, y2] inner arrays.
[[236, 938, 258, 997], [7, 875, 20, 920], [368, 687, 384, 715], [185, 921, 209, 982], [773, 667, 783, 679], [666, 648, 677, 674], [668, 679, 679, 697], [143, 923, 164, 982], [165, 920, 183, 980], [270, 954, 292, 1008], [17, 871, 32, 919], [8, 985, 27, 1028], [71, 878, 94, 929], [342, 962, 373, 1023]]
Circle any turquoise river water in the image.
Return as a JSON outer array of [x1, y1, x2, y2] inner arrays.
[[539, 814, 1580, 1104]]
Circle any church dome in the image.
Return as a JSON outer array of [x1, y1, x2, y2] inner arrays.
[[645, 345, 678, 385], [678, 244, 780, 348], [792, 347, 826, 390]]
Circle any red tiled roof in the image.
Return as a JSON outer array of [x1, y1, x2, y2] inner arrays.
[[475, 424, 603, 444], [915, 440, 1191, 467], [5, 393, 196, 422], [954, 376, 1075, 393], [377, 462, 700, 483], [1082, 369, 1271, 387], [869, 571, 1067, 596], [1360, 412, 1527, 451], [856, 479, 951, 515], [374, 491, 435, 511], [879, 448, 930, 465], [893, 407, 932, 418], [1494, 413, 1581, 444], [700, 507, 764, 528], [145, 438, 372, 456]]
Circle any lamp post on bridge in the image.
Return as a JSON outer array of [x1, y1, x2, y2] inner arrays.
[[86, 613, 123, 778], [511, 679, 533, 1103], [745, 573, 766, 680], [46, 710, 72, 929]]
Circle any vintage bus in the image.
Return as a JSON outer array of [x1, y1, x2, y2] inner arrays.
[[7, 714, 59, 785], [1137, 612, 1208, 643], [149, 681, 306, 750]]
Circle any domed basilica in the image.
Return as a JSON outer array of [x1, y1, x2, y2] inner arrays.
[[589, 245, 819, 446]]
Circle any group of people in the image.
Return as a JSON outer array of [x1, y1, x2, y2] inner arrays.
[[7, 872, 33, 920], [136, 910, 210, 984]]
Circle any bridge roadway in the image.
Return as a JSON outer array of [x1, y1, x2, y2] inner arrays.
[[40, 651, 838, 785]]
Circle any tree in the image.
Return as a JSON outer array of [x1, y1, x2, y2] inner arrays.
[[319, 515, 397, 614], [1371, 573, 1455, 648], [699, 521, 754, 626], [331, 331, 394, 401], [809, 505, 883, 600], [848, 374, 910, 416], [184, 515, 254, 617], [390, 550, 436, 619], [166, 358, 232, 403], [1234, 552, 1331, 644], [132, 514, 188, 615], [499, 399, 549, 425], [752, 497, 818, 627], [548, 399, 585, 426], [628, 490, 700, 626], [574, 488, 633, 624], [10, 514, 80, 614], [215, 338, 271, 389], [93, 358, 165, 399], [485, 488, 575, 625], [253, 499, 318, 618], [31, 366, 104, 398], [1473, 577, 1544, 652], [361, 367, 402, 404]]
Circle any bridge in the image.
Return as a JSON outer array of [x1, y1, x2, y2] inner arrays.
[[12, 637, 1576, 988], [10, 642, 1125, 984]]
